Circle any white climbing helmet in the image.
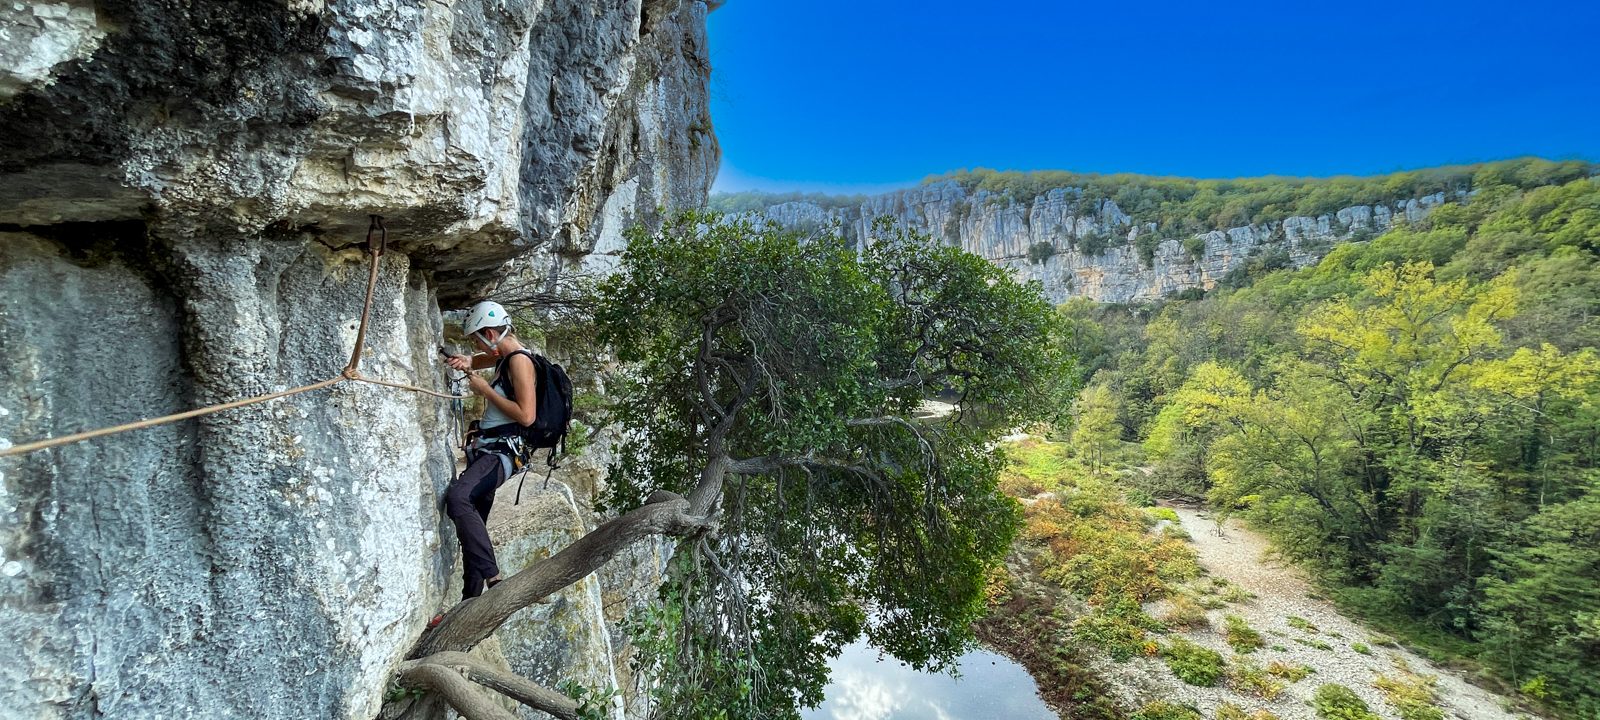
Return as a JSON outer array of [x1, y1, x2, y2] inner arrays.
[[463, 300, 511, 337]]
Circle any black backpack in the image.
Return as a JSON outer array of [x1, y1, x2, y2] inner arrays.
[[482, 349, 573, 501]]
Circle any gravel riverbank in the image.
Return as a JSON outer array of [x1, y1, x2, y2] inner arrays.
[[1092, 507, 1529, 720]]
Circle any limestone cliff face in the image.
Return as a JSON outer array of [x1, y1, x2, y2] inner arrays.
[[750, 181, 1464, 303], [0, 1, 714, 719]]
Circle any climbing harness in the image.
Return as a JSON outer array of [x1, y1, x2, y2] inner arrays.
[[0, 215, 471, 459]]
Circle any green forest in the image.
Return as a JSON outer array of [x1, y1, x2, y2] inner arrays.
[[1051, 170, 1600, 716], [926, 159, 1594, 234]]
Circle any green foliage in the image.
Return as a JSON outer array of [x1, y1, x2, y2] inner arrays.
[[598, 213, 1070, 718], [1229, 659, 1287, 699], [998, 437, 1070, 497], [1078, 229, 1115, 256], [1160, 593, 1211, 631], [1162, 637, 1227, 686], [1287, 616, 1319, 633], [1073, 604, 1161, 662], [1373, 673, 1446, 720], [1313, 684, 1381, 720], [1216, 703, 1281, 720], [1266, 660, 1314, 682], [1027, 484, 1201, 606], [1135, 701, 1205, 720], [973, 582, 1125, 719], [1221, 584, 1256, 604], [1135, 230, 1162, 267], [1029, 240, 1058, 265], [1005, 443, 1204, 665], [1351, 642, 1371, 655], [1127, 488, 1158, 507], [1147, 506, 1182, 523], [925, 159, 1591, 231], [1224, 614, 1266, 653], [553, 680, 619, 720], [706, 190, 867, 214], [626, 580, 762, 720], [1071, 383, 1123, 473]]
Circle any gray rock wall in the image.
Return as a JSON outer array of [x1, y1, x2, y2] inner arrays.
[[0, 0, 716, 718], [1, 231, 459, 719], [747, 182, 1463, 304]]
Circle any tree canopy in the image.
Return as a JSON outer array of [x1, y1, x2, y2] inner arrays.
[[1065, 174, 1600, 716], [591, 213, 1069, 718]]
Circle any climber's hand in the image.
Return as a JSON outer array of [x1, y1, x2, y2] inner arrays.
[[445, 354, 472, 372], [466, 373, 491, 396]]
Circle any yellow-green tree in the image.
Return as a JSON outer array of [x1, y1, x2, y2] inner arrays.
[[1071, 383, 1122, 474]]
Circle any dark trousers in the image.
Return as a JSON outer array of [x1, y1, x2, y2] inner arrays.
[[446, 452, 507, 599]]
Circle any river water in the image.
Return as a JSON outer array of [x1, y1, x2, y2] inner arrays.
[[801, 640, 1057, 720]]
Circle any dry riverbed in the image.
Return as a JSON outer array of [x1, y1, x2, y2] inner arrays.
[[1094, 506, 1530, 720]]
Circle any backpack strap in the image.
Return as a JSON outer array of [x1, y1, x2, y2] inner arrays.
[[491, 349, 537, 400]]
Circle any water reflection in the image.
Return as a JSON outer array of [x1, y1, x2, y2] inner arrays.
[[802, 640, 1057, 720]]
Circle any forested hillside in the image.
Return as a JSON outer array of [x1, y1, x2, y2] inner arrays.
[[924, 159, 1592, 240], [715, 159, 1596, 305], [1058, 172, 1600, 716]]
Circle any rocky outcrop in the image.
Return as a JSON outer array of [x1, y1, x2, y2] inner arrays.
[[0, 1, 715, 719], [743, 182, 1464, 304]]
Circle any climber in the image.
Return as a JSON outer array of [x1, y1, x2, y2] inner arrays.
[[440, 300, 538, 601]]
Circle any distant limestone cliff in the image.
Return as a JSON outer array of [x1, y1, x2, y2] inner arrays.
[[717, 161, 1593, 303]]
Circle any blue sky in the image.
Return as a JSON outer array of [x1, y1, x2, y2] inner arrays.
[[706, 0, 1600, 193]]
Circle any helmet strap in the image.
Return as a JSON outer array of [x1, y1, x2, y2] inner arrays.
[[478, 326, 510, 353]]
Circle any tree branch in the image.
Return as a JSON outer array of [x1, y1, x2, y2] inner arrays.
[[414, 491, 707, 656], [396, 660, 520, 720], [401, 652, 582, 720]]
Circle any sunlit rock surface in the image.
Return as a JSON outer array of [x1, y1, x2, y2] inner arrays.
[[744, 183, 1461, 303], [0, 1, 715, 718]]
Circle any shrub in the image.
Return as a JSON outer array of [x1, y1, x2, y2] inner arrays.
[[1367, 633, 1398, 649], [1294, 637, 1334, 651], [1147, 507, 1182, 523], [1229, 660, 1287, 700], [1373, 673, 1445, 720], [1073, 607, 1156, 662], [1351, 643, 1371, 655], [1287, 616, 1319, 633], [1135, 701, 1204, 720], [1078, 230, 1114, 256], [1221, 585, 1256, 604], [1266, 661, 1314, 682], [1216, 704, 1280, 720], [1028, 241, 1057, 265], [1224, 615, 1266, 654], [1162, 638, 1227, 686], [1127, 488, 1157, 507], [1312, 684, 1380, 720], [1161, 594, 1210, 631], [1135, 231, 1161, 268]]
